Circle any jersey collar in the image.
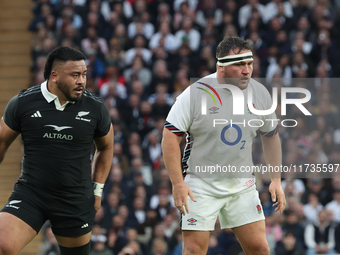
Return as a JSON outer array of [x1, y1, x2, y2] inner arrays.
[[41, 81, 75, 111]]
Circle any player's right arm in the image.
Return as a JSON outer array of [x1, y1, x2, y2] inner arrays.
[[161, 128, 196, 215], [0, 118, 19, 164], [162, 85, 196, 215], [0, 95, 21, 164]]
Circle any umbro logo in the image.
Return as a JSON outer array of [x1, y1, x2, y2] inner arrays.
[[209, 106, 219, 114], [31, 111, 42, 117], [45, 125, 73, 132], [187, 218, 197, 225], [81, 223, 89, 229]]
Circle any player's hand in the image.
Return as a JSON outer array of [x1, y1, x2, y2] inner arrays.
[[314, 245, 322, 253], [94, 195, 102, 212], [269, 179, 286, 213], [173, 182, 196, 215]]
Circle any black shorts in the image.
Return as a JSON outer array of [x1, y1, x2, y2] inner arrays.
[[1, 183, 95, 237]]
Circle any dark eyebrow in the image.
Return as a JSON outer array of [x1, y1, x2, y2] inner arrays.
[[235, 61, 253, 65], [70, 70, 87, 74]]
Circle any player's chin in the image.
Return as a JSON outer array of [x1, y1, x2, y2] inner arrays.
[[70, 92, 83, 101], [237, 79, 249, 89]]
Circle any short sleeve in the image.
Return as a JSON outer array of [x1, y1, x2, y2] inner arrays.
[[165, 87, 192, 135], [94, 102, 111, 137], [3, 95, 21, 132]]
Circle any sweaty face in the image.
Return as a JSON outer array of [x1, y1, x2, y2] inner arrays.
[[219, 49, 253, 90], [54, 60, 87, 102]]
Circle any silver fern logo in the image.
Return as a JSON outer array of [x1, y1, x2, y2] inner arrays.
[[76, 111, 91, 122], [77, 111, 90, 117]]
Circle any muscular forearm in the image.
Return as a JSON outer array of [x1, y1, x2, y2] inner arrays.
[[262, 134, 286, 212], [92, 147, 113, 184], [92, 125, 114, 185], [261, 134, 282, 180], [0, 143, 7, 164], [161, 129, 184, 186]]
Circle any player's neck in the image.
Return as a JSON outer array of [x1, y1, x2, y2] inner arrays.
[[47, 81, 68, 105]]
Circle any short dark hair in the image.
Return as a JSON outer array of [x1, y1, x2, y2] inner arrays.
[[284, 209, 295, 217], [216, 36, 253, 59], [44, 46, 86, 80], [284, 230, 296, 237]]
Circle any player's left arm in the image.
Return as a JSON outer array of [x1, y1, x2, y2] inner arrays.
[[261, 133, 286, 213], [92, 124, 114, 211]]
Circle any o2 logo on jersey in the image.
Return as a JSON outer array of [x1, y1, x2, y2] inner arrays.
[[220, 124, 245, 150]]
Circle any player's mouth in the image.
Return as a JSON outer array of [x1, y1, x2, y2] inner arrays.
[[74, 87, 84, 95]]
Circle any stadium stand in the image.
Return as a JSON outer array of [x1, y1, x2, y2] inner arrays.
[[2, 0, 340, 254], [0, 1, 44, 255]]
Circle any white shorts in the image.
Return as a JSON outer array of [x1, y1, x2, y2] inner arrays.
[[181, 188, 265, 230]]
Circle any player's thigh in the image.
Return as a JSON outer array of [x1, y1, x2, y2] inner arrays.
[[219, 188, 264, 229], [181, 193, 223, 255], [232, 220, 270, 255], [54, 231, 92, 248], [48, 194, 95, 246], [182, 230, 210, 255], [0, 212, 37, 254], [0, 184, 47, 254], [51, 197, 93, 248], [181, 192, 225, 231]]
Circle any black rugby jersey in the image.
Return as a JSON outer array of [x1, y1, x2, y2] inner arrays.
[[3, 82, 111, 198]]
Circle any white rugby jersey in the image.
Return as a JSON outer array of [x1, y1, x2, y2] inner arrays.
[[165, 73, 278, 197]]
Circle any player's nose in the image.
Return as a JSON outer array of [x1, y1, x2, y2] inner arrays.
[[242, 65, 250, 75], [77, 75, 86, 85]]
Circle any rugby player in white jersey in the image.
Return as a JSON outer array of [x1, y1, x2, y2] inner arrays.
[[162, 36, 286, 255]]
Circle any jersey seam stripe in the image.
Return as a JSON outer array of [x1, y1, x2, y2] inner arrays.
[[18, 90, 41, 98], [21, 85, 40, 92], [82, 90, 104, 103], [164, 121, 185, 137], [18, 86, 41, 98], [181, 133, 192, 177], [82, 93, 103, 103], [19, 86, 40, 93]]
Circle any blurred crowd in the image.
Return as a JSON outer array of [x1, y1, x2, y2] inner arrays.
[[28, 0, 340, 254]]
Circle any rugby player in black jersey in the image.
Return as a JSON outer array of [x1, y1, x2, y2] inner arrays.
[[0, 47, 114, 255]]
